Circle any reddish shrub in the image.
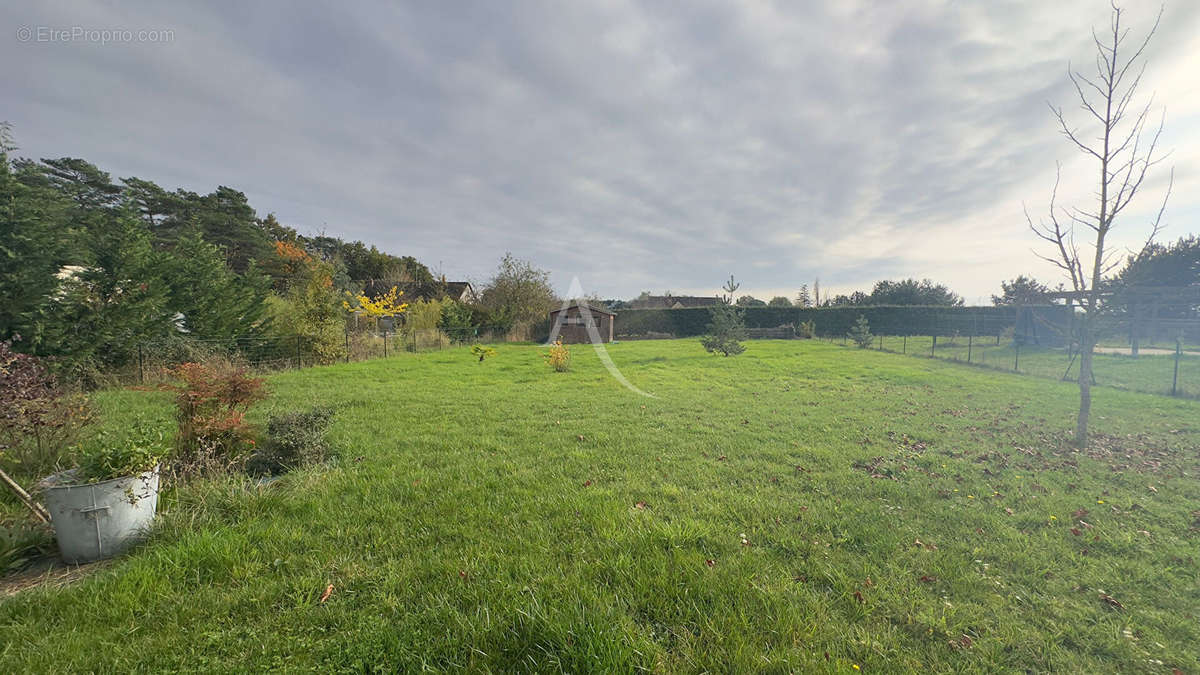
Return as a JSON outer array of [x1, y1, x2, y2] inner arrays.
[[168, 362, 266, 476], [0, 339, 94, 477]]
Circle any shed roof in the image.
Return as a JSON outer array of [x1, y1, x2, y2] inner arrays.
[[549, 302, 616, 316]]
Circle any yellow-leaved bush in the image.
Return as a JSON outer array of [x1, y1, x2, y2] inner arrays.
[[544, 339, 570, 372], [343, 286, 408, 326]]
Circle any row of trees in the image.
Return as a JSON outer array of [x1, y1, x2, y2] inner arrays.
[[0, 125, 563, 380]]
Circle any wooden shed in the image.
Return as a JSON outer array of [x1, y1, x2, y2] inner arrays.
[[549, 303, 615, 344]]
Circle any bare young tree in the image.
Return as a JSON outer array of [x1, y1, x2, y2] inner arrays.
[[1027, 2, 1173, 446], [719, 275, 741, 305]]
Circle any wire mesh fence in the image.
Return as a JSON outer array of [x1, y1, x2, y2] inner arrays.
[[122, 325, 519, 385], [818, 331, 1200, 399]]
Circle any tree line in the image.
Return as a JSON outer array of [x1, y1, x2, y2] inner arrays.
[[0, 125, 557, 382]]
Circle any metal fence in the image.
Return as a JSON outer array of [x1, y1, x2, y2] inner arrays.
[[818, 331, 1199, 399], [124, 325, 518, 385]]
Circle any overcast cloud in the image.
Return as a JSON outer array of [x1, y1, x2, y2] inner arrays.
[[5, 0, 1198, 303]]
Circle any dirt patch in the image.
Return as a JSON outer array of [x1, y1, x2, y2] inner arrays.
[[1093, 346, 1200, 356], [1, 557, 108, 598]]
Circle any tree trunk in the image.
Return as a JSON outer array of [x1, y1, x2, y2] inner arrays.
[[1075, 338, 1094, 444], [1076, 321, 1093, 446]]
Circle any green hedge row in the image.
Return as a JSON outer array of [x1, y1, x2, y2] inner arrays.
[[614, 305, 1070, 338]]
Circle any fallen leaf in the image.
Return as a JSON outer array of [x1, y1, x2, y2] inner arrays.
[[1099, 593, 1124, 610], [634, 501, 647, 510], [705, 559, 716, 568], [863, 576, 873, 588], [577, 435, 585, 441], [1071, 528, 1082, 536], [1072, 508, 1089, 519], [717, 455, 727, 461], [459, 570, 468, 580], [582, 479, 593, 487], [919, 575, 937, 583], [853, 590, 865, 604], [319, 584, 333, 604], [1004, 508, 1014, 516]]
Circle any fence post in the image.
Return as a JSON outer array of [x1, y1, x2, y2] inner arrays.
[[1014, 342, 1020, 372], [878, 334, 883, 351], [931, 335, 936, 357], [345, 326, 350, 363], [968, 334, 973, 363], [137, 344, 144, 384], [1172, 338, 1181, 396], [383, 329, 388, 358], [295, 335, 301, 369], [902, 335, 907, 354]]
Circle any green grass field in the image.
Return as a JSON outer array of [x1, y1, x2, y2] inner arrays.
[[2, 339, 1199, 672]]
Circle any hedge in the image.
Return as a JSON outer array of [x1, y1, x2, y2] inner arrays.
[[614, 305, 1071, 339]]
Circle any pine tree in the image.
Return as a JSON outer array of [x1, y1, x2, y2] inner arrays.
[[795, 284, 811, 308], [0, 148, 71, 354], [701, 303, 747, 356], [848, 315, 872, 348]]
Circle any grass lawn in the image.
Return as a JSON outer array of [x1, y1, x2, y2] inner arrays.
[[1, 339, 1198, 672]]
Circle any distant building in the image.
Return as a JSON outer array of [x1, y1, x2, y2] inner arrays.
[[628, 294, 722, 309], [549, 303, 615, 343], [359, 280, 475, 304]]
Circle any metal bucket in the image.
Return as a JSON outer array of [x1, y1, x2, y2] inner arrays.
[[43, 469, 159, 563]]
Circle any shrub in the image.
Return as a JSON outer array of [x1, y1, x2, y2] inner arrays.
[[75, 421, 167, 483], [797, 320, 816, 339], [700, 304, 746, 356], [849, 315, 873, 348], [268, 264, 348, 365], [246, 407, 334, 476], [169, 362, 266, 477], [544, 339, 570, 372], [0, 339, 94, 478], [440, 300, 476, 342], [471, 345, 497, 362]]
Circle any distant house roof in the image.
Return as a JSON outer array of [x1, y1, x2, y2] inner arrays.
[[549, 302, 616, 316], [628, 295, 722, 309], [359, 280, 474, 303]]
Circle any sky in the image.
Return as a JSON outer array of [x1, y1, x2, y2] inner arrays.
[[4, 1, 1199, 305]]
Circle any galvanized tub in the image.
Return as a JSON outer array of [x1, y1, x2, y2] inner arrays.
[[43, 469, 160, 563]]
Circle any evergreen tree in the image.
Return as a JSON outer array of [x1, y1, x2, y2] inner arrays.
[[795, 284, 811, 308], [848, 315, 873, 348], [701, 303, 747, 356], [164, 233, 271, 340], [56, 206, 173, 371], [0, 149, 71, 354]]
